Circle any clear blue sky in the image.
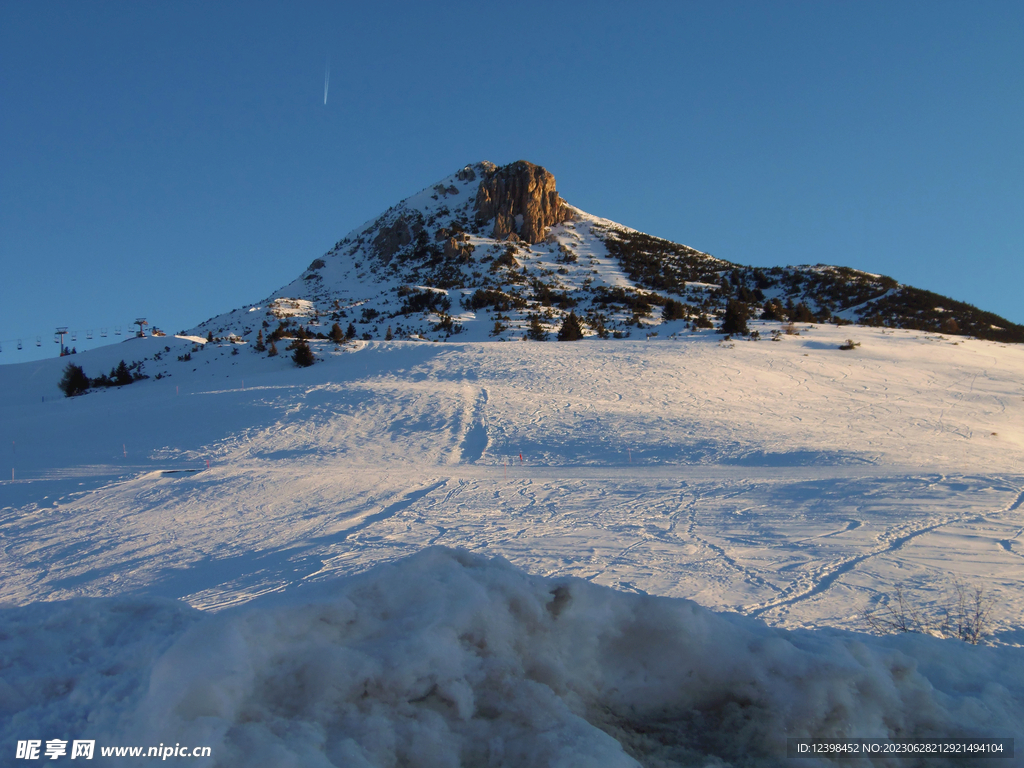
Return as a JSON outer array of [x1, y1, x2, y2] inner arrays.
[[2, 1, 1021, 362]]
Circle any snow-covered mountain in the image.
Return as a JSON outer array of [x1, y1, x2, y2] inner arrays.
[[190, 160, 1023, 348], [3, 162, 1024, 766]]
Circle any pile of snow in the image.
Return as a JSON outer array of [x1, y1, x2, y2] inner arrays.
[[2, 548, 1020, 766]]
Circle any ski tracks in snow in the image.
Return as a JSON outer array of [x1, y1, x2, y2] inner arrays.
[[747, 475, 1024, 620]]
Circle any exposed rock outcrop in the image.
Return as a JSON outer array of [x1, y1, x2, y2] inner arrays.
[[443, 233, 474, 263], [373, 217, 413, 262], [474, 161, 569, 244]]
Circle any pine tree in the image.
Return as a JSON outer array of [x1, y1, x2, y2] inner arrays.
[[662, 299, 687, 321], [268, 341, 278, 357], [58, 362, 90, 397], [720, 300, 750, 335], [346, 322, 357, 340], [385, 326, 394, 341], [588, 313, 610, 339], [526, 315, 548, 341], [330, 323, 345, 344], [113, 360, 133, 386], [557, 311, 584, 341], [291, 339, 315, 367], [789, 303, 816, 323], [761, 300, 784, 321], [254, 329, 266, 352]]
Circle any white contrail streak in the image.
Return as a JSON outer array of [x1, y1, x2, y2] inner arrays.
[[324, 57, 330, 105]]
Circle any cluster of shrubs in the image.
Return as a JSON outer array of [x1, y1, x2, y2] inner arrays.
[[532, 280, 576, 310], [600, 229, 722, 294], [397, 287, 451, 316], [858, 287, 1024, 343], [791, 266, 896, 313], [517, 311, 591, 342], [592, 286, 663, 318], [466, 288, 527, 313], [58, 360, 147, 397]]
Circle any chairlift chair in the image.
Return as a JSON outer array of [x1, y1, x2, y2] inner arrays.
[[17, 340, 23, 350], [100, 328, 108, 338], [87, 330, 93, 340], [36, 336, 41, 347], [115, 326, 122, 336]]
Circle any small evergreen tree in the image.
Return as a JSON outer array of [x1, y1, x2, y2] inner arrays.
[[268, 320, 290, 342], [721, 300, 750, 335], [254, 329, 266, 352], [346, 322, 357, 340], [113, 360, 133, 386], [588, 313, 610, 339], [290, 339, 315, 367], [206, 330, 214, 342], [526, 315, 548, 341], [557, 311, 584, 341], [662, 299, 687, 322], [761, 300, 785, 321], [58, 362, 90, 397], [268, 340, 278, 357], [329, 323, 345, 344], [385, 326, 394, 341], [789, 303, 816, 323]]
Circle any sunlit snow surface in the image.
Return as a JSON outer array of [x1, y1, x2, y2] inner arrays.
[[1, 324, 1023, 765]]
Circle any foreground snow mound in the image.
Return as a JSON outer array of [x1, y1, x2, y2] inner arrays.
[[3, 549, 1020, 767]]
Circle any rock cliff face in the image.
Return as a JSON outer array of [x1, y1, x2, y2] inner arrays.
[[474, 161, 569, 244], [373, 217, 413, 262]]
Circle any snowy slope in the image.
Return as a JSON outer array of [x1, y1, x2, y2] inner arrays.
[[2, 548, 1021, 767], [2, 321, 1023, 764], [3, 161, 1024, 765]]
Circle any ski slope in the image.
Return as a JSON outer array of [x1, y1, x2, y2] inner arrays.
[[2, 322, 1023, 765]]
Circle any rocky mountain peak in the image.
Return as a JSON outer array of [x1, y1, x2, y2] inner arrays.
[[190, 160, 1024, 347], [474, 160, 570, 244]]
